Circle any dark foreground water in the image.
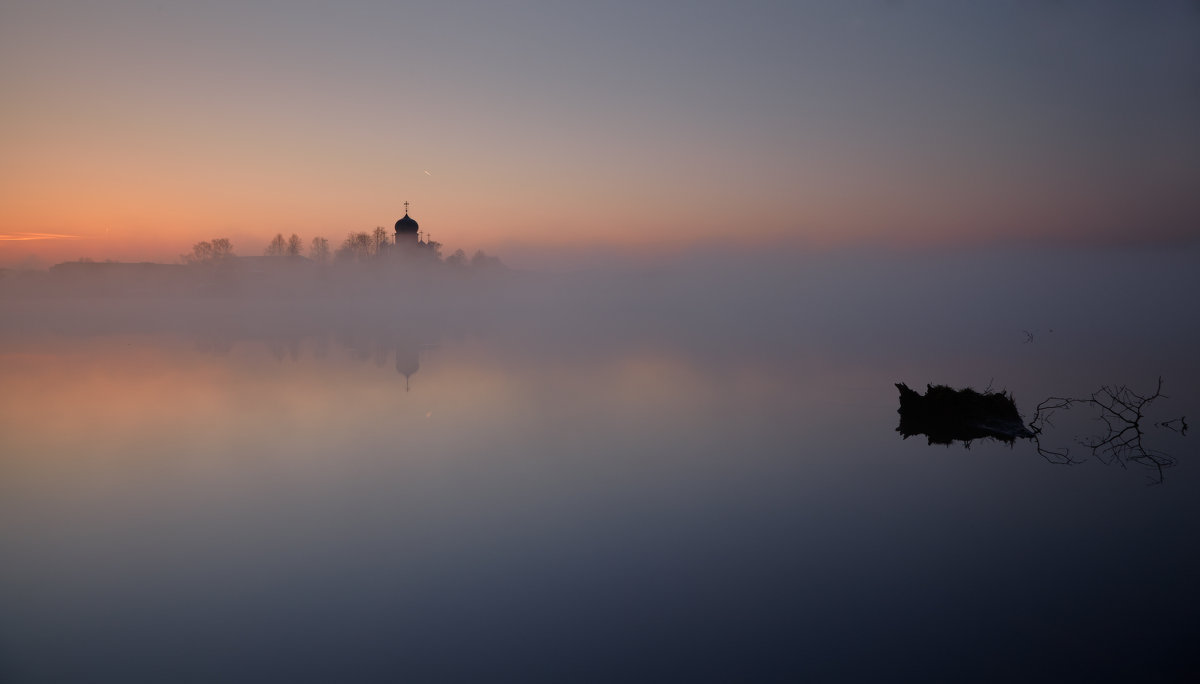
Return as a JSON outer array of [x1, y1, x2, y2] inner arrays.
[[2, 248, 1198, 682]]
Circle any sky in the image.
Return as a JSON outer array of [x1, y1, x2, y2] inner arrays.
[[2, 1, 1198, 267]]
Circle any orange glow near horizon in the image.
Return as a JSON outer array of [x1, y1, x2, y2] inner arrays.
[[4, 180, 1196, 269]]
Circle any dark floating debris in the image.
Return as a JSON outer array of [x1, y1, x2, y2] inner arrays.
[[896, 383, 1033, 446], [896, 377, 1188, 484]]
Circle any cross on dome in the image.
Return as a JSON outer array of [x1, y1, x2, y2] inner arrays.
[[395, 201, 420, 239]]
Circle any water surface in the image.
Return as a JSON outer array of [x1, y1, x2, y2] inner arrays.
[[2, 248, 1197, 681]]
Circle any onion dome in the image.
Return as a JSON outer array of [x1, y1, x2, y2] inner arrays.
[[395, 213, 419, 234]]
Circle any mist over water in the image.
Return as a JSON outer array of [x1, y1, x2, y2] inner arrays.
[[2, 246, 1199, 681]]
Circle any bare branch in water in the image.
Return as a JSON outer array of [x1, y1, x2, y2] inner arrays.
[[1030, 377, 1177, 484]]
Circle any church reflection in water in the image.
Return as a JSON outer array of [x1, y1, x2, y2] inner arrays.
[[192, 323, 442, 392], [395, 338, 422, 391], [326, 328, 437, 391]]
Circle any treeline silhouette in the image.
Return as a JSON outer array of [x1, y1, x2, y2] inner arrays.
[[0, 232, 507, 299], [178, 232, 503, 270], [181, 238, 235, 264]]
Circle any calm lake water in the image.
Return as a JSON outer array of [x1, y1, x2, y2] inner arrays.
[[2, 248, 1197, 682]]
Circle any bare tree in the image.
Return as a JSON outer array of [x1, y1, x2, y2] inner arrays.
[[211, 238, 234, 260], [371, 227, 389, 255], [265, 233, 288, 256], [286, 233, 303, 257], [337, 232, 373, 261], [309, 237, 330, 263], [446, 249, 467, 267], [182, 238, 235, 264], [470, 249, 502, 269]]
